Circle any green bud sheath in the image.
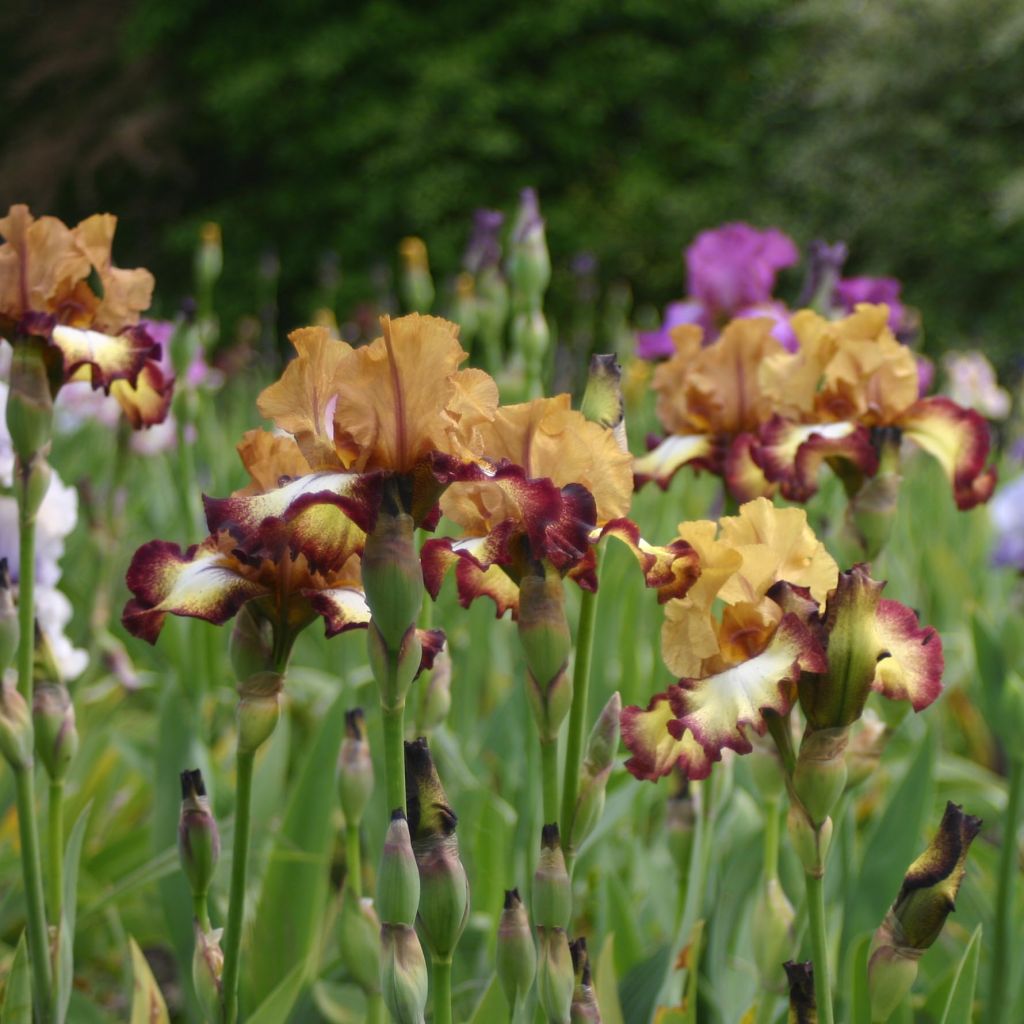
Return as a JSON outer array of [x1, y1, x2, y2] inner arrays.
[[783, 960, 818, 1024], [417, 649, 452, 732], [519, 570, 573, 742], [33, 682, 78, 781], [380, 923, 428, 1024], [6, 341, 54, 462], [178, 769, 220, 900], [537, 927, 574, 1024], [378, 811, 420, 926], [337, 708, 374, 826], [0, 560, 20, 676], [0, 679, 33, 771], [362, 512, 424, 651], [786, 805, 832, 879], [793, 727, 849, 827], [497, 889, 537, 1009], [845, 714, 889, 791], [21, 454, 52, 522], [192, 923, 224, 1024], [533, 824, 572, 930], [569, 937, 602, 1023], [236, 671, 282, 754], [229, 604, 275, 684], [338, 888, 381, 995], [580, 354, 626, 452], [367, 621, 422, 709], [752, 879, 796, 983], [666, 781, 697, 869]]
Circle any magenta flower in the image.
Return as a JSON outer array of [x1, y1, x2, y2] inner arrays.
[[834, 276, 905, 332], [635, 301, 711, 360], [686, 223, 799, 317]]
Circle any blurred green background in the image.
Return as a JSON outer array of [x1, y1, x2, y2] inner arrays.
[[4, 0, 1023, 363]]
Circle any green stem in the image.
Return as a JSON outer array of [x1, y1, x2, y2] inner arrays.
[[753, 991, 778, 1024], [48, 779, 64, 923], [193, 894, 211, 933], [804, 872, 835, 1024], [17, 506, 35, 704], [15, 767, 53, 1023], [560, 555, 602, 868], [366, 992, 386, 1024], [221, 748, 255, 1024], [432, 956, 453, 1024], [540, 738, 559, 826], [345, 823, 362, 900], [382, 701, 407, 815], [991, 755, 1024, 1024], [763, 796, 780, 882]]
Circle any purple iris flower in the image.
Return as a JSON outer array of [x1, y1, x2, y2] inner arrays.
[[991, 474, 1024, 570], [635, 300, 710, 360], [834, 276, 905, 332], [464, 209, 504, 274], [734, 301, 799, 352], [686, 223, 799, 317]]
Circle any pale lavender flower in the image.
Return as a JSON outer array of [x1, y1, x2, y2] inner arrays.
[[942, 351, 1011, 420], [686, 223, 799, 317], [991, 474, 1024, 570]]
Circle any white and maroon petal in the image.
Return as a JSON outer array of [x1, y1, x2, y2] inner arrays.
[[305, 586, 371, 638], [757, 417, 877, 502], [872, 598, 944, 712], [670, 614, 827, 771], [416, 628, 447, 675], [621, 689, 713, 782], [122, 539, 267, 644], [899, 396, 997, 510], [590, 518, 701, 603], [50, 323, 157, 391], [724, 433, 776, 502], [110, 359, 174, 429], [421, 534, 521, 617], [633, 434, 716, 490]]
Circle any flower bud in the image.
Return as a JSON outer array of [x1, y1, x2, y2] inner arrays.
[[416, 649, 452, 732], [512, 309, 551, 367], [509, 188, 551, 300], [793, 727, 849, 827], [0, 560, 20, 677], [228, 604, 274, 684], [569, 937, 601, 1023], [847, 461, 902, 561], [367, 622, 422, 710], [33, 682, 78, 781], [783, 960, 817, 1024], [195, 222, 223, 294], [0, 679, 33, 771], [338, 888, 381, 995], [362, 512, 424, 652], [19, 454, 52, 522], [666, 783, 697, 870], [337, 708, 374, 826], [380, 923, 428, 1024], [752, 879, 796, 983], [6, 341, 53, 462], [398, 237, 435, 313], [519, 571, 573, 743], [536, 927, 573, 1024], [580, 354, 626, 453], [405, 738, 469, 960], [178, 769, 220, 901], [378, 811, 420, 927], [866, 944, 919, 1023], [236, 671, 282, 754], [845, 712, 889, 790], [497, 889, 536, 1010], [570, 692, 621, 850], [533, 824, 572, 931], [786, 806, 832, 879], [192, 923, 223, 1023]]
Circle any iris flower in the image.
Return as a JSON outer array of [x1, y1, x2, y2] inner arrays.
[[0, 204, 172, 428], [123, 430, 442, 667], [421, 395, 699, 617], [621, 499, 943, 782]]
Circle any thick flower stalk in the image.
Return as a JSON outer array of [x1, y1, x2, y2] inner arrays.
[[636, 305, 996, 515], [867, 802, 981, 1022], [255, 313, 496, 811]]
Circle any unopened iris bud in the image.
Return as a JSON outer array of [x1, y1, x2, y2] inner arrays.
[[228, 604, 274, 685], [536, 927, 574, 1024], [0, 679, 33, 771], [367, 621, 422, 710], [783, 960, 817, 1024], [236, 671, 282, 754], [178, 769, 220, 901], [497, 889, 536, 1010], [405, 738, 469, 959], [20, 454, 52, 522], [363, 512, 424, 652], [378, 811, 420, 926], [793, 727, 849, 827], [6, 342, 53, 462], [337, 708, 374, 826], [398, 237, 435, 313], [570, 692, 621, 850], [569, 937, 601, 1023], [847, 446, 901, 560], [534, 824, 572, 931], [519, 570, 573, 743], [195, 222, 223, 293], [509, 188, 551, 300], [192, 923, 223, 1023], [868, 802, 981, 1021], [581, 354, 626, 453], [338, 888, 381, 995], [845, 713, 889, 790], [752, 879, 796, 984], [787, 805, 832, 879], [380, 923, 428, 1024], [33, 682, 78, 780], [0, 560, 19, 676], [512, 309, 551, 367], [417, 649, 452, 732], [666, 783, 697, 870]]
